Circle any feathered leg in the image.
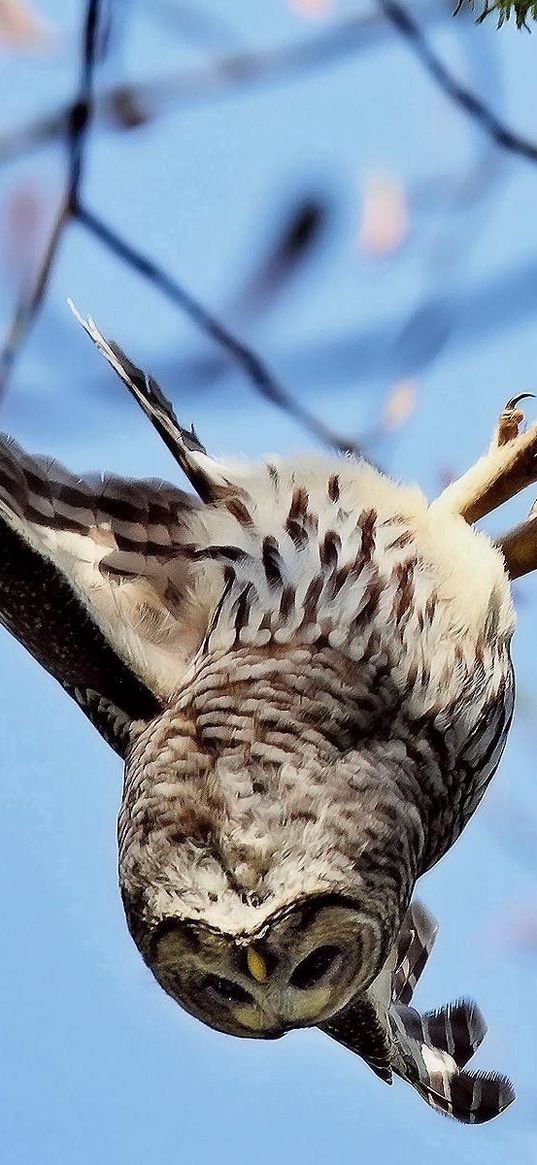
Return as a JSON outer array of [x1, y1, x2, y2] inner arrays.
[[495, 507, 537, 578]]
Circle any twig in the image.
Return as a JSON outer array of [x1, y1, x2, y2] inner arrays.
[[0, 2, 360, 451], [74, 203, 360, 455], [378, 0, 537, 165], [0, 0, 450, 168], [496, 512, 537, 579], [0, 0, 102, 399], [0, 208, 67, 392], [147, 0, 242, 49]]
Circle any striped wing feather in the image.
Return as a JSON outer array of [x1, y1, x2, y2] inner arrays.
[[324, 902, 515, 1124], [0, 435, 208, 750]]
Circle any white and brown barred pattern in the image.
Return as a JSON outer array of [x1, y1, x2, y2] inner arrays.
[[325, 903, 515, 1124], [0, 316, 518, 1125]]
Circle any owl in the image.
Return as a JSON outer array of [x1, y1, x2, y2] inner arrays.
[[1, 309, 533, 1124]]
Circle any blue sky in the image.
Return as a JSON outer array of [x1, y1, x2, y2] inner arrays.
[[1, 1, 537, 1161]]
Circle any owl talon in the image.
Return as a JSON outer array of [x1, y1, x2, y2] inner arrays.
[[494, 392, 535, 448], [433, 393, 537, 525]]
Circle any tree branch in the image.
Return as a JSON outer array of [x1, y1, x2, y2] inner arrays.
[[0, 0, 102, 398], [0, 0, 450, 168], [378, 0, 537, 165], [74, 203, 360, 455]]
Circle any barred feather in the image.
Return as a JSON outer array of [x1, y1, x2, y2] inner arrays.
[[421, 999, 486, 1068], [0, 320, 519, 1125], [326, 903, 515, 1124], [392, 900, 438, 1004]]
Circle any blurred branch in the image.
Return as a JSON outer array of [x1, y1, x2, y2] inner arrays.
[[0, 0, 451, 167], [146, 0, 241, 49], [0, 2, 360, 451], [74, 203, 360, 454], [0, 0, 102, 397], [379, 1, 537, 165], [98, 249, 537, 404]]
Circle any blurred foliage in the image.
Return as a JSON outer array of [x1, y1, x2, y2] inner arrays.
[[456, 0, 537, 26]]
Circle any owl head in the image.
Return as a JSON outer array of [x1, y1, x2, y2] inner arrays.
[[131, 894, 390, 1038], [120, 733, 419, 1038]]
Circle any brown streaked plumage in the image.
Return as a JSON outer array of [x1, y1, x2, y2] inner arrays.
[[0, 307, 527, 1122]]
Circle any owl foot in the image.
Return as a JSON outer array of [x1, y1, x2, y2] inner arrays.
[[431, 392, 537, 526], [492, 393, 534, 448]]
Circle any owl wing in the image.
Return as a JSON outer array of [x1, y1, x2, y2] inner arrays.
[[320, 901, 438, 1084], [320, 995, 394, 1084], [0, 435, 207, 753], [322, 902, 515, 1124]]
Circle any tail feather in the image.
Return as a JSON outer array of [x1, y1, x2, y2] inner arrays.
[[392, 900, 438, 1005], [421, 999, 487, 1068], [391, 994, 515, 1124]]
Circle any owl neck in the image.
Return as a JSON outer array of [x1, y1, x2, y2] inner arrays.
[[121, 645, 426, 949]]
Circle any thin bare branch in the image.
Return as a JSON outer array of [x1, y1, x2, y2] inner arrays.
[[0, 0, 103, 399], [0, 0, 450, 168], [378, 0, 537, 165], [74, 203, 360, 455], [0, 204, 67, 390]]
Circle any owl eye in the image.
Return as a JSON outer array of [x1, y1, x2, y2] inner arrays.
[[290, 945, 341, 989], [205, 973, 254, 1004]]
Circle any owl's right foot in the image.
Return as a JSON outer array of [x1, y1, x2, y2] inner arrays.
[[431, 393, 537, 529]]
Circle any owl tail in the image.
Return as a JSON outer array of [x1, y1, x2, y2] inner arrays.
[[389, 905, 515, 1124]]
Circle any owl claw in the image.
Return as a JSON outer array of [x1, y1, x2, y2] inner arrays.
[[494, 392, 535, 449], [432, 392, 537, 527], [504, 392, 535, 413]]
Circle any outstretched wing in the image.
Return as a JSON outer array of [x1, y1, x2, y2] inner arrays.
[[390, 905, 515, 1123], [0, 436, 207, 752], [321, 901, 439, 1085]]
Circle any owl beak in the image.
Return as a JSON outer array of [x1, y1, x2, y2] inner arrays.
[[246, 947, 268, 983]]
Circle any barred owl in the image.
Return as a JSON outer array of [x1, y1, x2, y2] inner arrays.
[[2, 310, 531, 1124]]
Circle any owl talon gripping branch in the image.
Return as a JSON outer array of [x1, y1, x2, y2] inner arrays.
[[1, 312, 534, 1122]]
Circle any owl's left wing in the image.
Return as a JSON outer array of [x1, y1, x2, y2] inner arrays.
[[322, 903, 515, 1124], [0, 436, 206, 752]]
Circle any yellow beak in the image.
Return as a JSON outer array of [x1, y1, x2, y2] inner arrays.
[[246, 947, 268, 983]]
